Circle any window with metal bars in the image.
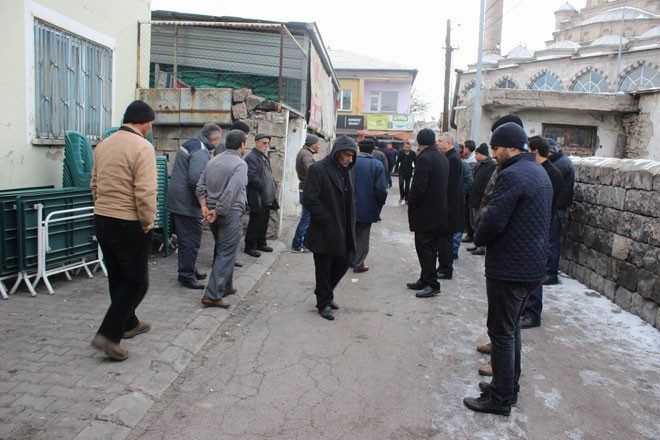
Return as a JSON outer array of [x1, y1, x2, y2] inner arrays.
[[34, 19, 112, 141]]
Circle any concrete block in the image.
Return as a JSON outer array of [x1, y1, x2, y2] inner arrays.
[[74, 421, 131, 440], [640, 300, 658, 327], [624, 189, 660, 217], [622, 169, 655, 190], [611, 234, 632, 260], [636, 270, 656, 300], [257, 120, 287, 138], [614, 286, 633, 312], [615, 260, 638, 291], [246, 94, 265, 111], [630, 291, 646, 316], [232, 102, 248, 120], [643, 218, 660, 247], [589, 271, 605, 294], [596, 186, 626, 210], [602, 279, 617, 300], [233, 88, 252, 103]]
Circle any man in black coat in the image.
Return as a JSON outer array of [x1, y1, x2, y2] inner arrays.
[[521, 136, 563, 329], [395, 140, 416, 204], [467, 143, 496, 256], [303, 136, 357, 320], [436, 132, 464, 280], [406, 129, 449, 298], [244, 134, 278, 257], [463, 122, 552, 416]]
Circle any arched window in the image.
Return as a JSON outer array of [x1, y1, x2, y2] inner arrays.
[[496, 78, 518, 89], [571, 71, 610, 93], [618, 64, 660, 91], [530, 73, 562, 91], [582, 32, 589, 42]]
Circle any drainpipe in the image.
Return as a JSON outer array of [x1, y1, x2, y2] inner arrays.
[[450, 69, 463, 130]]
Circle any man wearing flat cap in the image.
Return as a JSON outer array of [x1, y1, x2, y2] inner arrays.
[[463, 121, 552, 416], [90, 100, 157, 361], [244, 133, 278, 257], [291, 134, 321, 253]]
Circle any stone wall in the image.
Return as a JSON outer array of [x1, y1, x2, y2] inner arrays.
[[561, 157, 660, 330]]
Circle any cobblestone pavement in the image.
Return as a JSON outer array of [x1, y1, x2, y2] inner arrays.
[[0, 229, 284, 440]]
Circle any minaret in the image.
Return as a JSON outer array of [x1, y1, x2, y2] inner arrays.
[[484, 0, 503, 56]]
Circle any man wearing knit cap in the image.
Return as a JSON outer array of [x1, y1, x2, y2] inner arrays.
[[466, 143, 496, 256], [463, 121, 552, 416], [291, 134, 321, 253], [406, 128, 449, 298], [90, 100, 157, 361], [167, 123, 222, 290], [303, 136, 357, 320]]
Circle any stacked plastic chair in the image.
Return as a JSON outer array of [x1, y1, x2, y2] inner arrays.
[[63, 131, 93, 188]]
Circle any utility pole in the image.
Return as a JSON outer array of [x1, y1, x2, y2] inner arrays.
[[442, 19, 453, 132], [472, 0, 486, 141]]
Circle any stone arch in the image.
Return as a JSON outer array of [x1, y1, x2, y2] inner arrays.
[[618, 60, 660, 91], [528, 69, 563, 91], [494, 75, 519, 89], [568, 66, 610, 93]]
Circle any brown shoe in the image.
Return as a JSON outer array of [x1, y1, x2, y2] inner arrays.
[[478, 363, 492, 376], [476, 342, 491, 354], [91, 334, 129, 361], [201, 295, 231, 309], [122, 321, 151, 339], [234, 261, 244, 267], [223, 288, 238, 298]]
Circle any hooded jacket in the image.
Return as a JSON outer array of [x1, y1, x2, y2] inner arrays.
[[167, 135, 214, 217], [303, 136, 357, 257]]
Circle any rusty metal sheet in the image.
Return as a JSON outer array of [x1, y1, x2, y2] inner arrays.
[[138, 88, 181, 124], [180, 88, 233, 124]]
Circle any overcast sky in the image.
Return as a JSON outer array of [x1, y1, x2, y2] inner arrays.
[[150, 0, 587, 120]]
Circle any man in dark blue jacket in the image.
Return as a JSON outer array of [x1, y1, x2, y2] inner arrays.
[[303, 136, 357, 320], [463, 122, 552, 416], [167, 123, 222, 289], [545, 138, 575, 285], [353, 140, 387, 273]]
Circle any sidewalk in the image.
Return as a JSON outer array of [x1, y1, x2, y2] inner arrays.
[[0, 227, 286, 440]]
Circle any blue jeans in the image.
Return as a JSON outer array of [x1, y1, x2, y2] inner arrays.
[[173, 213, 202, 282], [453, 232, 462, 255], [546, 208, 566, 277], [206, 210, 242, 300], [486, 278, 536, 405], [524, 282, 543, 321], [292, 192, 310, 249]]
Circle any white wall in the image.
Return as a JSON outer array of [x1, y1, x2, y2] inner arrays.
[[0, 0, 150, 189], [282, 117, 307, 219], [639, 93, 660, 162]]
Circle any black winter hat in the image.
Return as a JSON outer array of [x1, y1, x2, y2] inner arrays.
[[123, 100, 155, 124], [476, 143, 489, 156], [547, 138, 558, 153], [231, 120, 250, 134], [491, 114, 523, 132], [490, 122, 529, 150], [416, 128, 436, 147]]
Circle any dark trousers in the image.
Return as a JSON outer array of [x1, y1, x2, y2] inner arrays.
[[313, 253, 349, 310], [437, 233, 454, 275], [245, 208, 270, 250], [414, 231, 440, 289], [546, 208, 566, 277], [95, 215, 153, 343], [524, 282, 543, 322], [486, 278, 536, 405], [353, 221, 372, 268], [173, 213, 202, 282], [398, 174, 412, 201]]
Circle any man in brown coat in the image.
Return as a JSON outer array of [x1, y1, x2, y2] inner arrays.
[[90, 100, 157, 361], [291, 134, 320, 253]]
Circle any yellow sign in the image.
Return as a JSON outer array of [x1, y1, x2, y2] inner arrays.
[[366, 115, 389, 130]]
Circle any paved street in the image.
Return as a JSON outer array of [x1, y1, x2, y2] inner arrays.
[[1, 187, 659, 439]]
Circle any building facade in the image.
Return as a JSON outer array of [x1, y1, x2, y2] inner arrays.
[[329, 49, 417, 145], [0, 0, 150, 189], [455, 0, 660, 159]]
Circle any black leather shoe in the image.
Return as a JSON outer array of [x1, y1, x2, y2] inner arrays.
[[543, 275, 559, 285], [466, 246, 478, 252], [257, 245, 273, 252], [319, 306, 334, 320], [244, 248, 261, 258], [471, 248, 486, 256], [437, 272, 453, 280], [329, 300, 339, 310], [195, 271, 207, 280], [463, 394, 511, 416], [521, 317, 541, 329], [478, 382, 518, 405], [178, 278, 205, 290], [353, 265, 369, 273], [406, 281, 425, 290], [415, 286, 440, 298]]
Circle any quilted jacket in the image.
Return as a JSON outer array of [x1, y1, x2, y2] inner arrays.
[[474, 153, 552, 282]]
